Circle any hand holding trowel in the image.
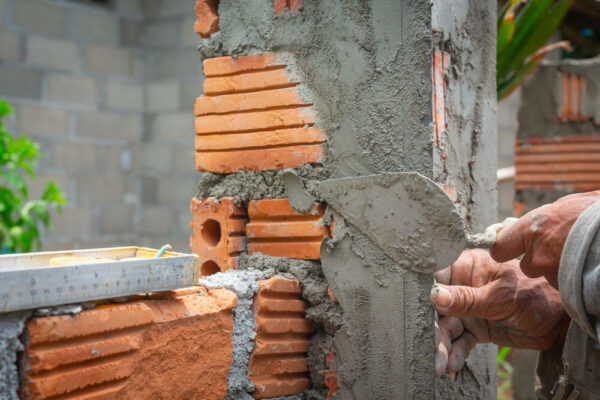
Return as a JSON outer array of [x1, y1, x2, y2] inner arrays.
[[317, 172, 516, 273]]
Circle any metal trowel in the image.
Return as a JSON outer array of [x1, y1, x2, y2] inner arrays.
[[317, 172, 516, 274]]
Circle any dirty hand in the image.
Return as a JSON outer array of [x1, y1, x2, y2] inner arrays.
[[431, 249, 569, 379], [490, 191, 600, 289]]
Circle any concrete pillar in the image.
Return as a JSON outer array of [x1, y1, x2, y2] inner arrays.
[[193, 0, 498, 398]]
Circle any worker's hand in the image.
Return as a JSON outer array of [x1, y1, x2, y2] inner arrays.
[[490, 191, 600, 289], [431, 250, 569, 379]]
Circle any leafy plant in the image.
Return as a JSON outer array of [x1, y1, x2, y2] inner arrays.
[[497, 0, 575, 100], [0, 99, 65, 253]]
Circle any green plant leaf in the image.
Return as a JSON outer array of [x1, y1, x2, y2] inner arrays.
[[497, 12, 516, 59], [497, 347, 512, 365], [498, 0, 553, 81]]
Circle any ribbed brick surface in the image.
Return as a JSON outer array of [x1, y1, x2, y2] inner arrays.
[[515, 135, 600, 191], [325, 351, 339, 399], [558, 72, 586, 123], [195, 53, 326, 173], [190, 197, 247, 275], [246, 199, 328, 259], [21, 288, 237, 400], [195, 0, 219, 38], [250, 277, 313, 399]]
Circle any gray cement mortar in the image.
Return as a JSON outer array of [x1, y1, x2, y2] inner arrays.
[[0, 311, 30, 400], [196, 0, 498, 397]]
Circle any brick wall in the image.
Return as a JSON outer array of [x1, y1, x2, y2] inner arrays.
[[0, 0, 200, 252]]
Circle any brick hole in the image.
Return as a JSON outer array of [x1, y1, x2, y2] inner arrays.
[[201, 260, 221, 276], [201, 219, 222, 247]]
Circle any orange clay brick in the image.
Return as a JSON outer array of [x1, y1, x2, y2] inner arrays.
[[21, 288, 237, 400], [195, 0, 219, 38], [246, 199, 328, 259], [195, 107, 317, 134], [203, 68, 296, 96], [250, 277, 313, 399], [190, 197, 247, 276], [196, 145, 324, 173], [515, 135, 600, 191], [273, 0, 302, 15], [325, 351, 339, 399], [194, 87, 307, 115], [203, 54, 288, 77], [196, 53, 327, 173]]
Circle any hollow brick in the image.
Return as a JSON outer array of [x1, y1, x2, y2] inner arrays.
[[246, 199, 328, 259], [196, 53, 327, 173], [20, 288, 237, 400], [250, 277, 313, 399], [190, 197, 248, 275]]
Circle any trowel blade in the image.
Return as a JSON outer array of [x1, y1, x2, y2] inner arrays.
[[318, 172, 466, 273]]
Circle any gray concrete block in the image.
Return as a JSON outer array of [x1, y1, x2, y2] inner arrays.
[[0, 30, 21, 61], [76, 110, 120, 139], [51, 207, 94, 237], [121, 19, 141, 46], [13, 0, 66, 37], [105, 81, 143, 111], [17, 104, 69, 136], [143, 20, 180, 48], [51, 142, 98, 169], [26, 36, 79, 71], [141, 143, 172, 172], [147, 80, 179, 112], [116, 0, 144, 17], [157, 176, 195, 204], [122, 114, 143, 141], [171, 144, 195, 172], [179, 77, 203, 110], [180, 17, 198, 48], [84, 45, 139, 77], [70, 10, 119, 44], [0, 65, 41, 99], [105, 144, 136, 172], [141, 176, 158, 204], [140, 206, 172, 235], [156, 0, 195, 17], [0, 0, 5, 27], [77, 174, 124, 204], [153, 111, 194, 143], [148, 50, 202, 79], [100, 205, 135, 234], [47, 74, 98, 106]]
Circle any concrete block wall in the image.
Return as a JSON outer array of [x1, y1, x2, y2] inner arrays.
[[0, 0, 200, 252]]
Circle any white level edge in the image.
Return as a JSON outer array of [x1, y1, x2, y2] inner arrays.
[[0, 247, 200, 313]]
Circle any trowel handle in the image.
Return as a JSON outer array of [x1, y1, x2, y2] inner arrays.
[[465, 218, 519, 249]]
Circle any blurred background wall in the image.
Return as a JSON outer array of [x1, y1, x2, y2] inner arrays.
[[0, 0, 200, 252]]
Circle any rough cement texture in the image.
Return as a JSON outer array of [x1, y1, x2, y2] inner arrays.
[[198, 270, 267, 399], [196, 165, 325, 207], [197, 0, 498, 397], [0, 311, 30, 400], [432, 0, 498, 397], [320, 215, 433, 399], [518, 57, 600, 139]]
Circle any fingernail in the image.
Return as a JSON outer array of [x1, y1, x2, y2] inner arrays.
[[436, 286, 453, 308]]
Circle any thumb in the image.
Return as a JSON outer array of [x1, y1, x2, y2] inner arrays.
[[430, 284, 491, 318]]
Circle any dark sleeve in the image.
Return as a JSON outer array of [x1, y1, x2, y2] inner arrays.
[[558, 200, 600, 342]]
